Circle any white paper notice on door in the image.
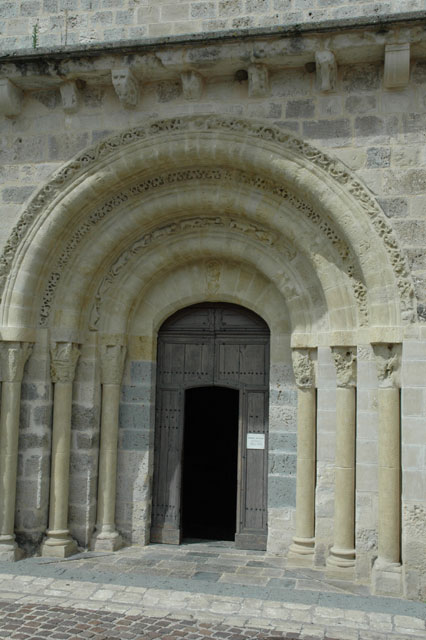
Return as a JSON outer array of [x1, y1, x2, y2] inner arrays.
[[246, 433, 265, 450]]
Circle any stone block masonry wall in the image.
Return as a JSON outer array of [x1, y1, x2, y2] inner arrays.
[[15, 342, 52, 554], [355, 345, 379, 582], [68, 341, 101, 548], [267, 362, 297, 554], [314, 347, 336, 567], [2, 59, 426, 318], [116, 360, 156, 544], [401, 330, 426, 600], [0, 1, 425, 50]]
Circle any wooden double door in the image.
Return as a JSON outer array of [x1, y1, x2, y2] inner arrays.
[[151, 303, 270, 550]]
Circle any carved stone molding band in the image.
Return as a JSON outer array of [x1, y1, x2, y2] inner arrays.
[[331, 346, 357, 388], [50, 342, 80, 384], [37, 166, 367, 329], [292, 348, 315, 389], [100, 344, 127, 385], [0, 342, 33, 383]]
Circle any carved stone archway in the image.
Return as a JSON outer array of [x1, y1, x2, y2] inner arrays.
[[0, 118, 414, 599]]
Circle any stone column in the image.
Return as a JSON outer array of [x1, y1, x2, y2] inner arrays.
[[289, 348, 316, 562], [372, 343, 402, 595], [41, 342, 80, 558], [91, 343, 127, 551], [327, 347, 357, 569], [0, 342, 33, 561]]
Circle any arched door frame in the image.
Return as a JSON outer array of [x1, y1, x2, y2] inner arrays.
[[151, 303, 270, 550]]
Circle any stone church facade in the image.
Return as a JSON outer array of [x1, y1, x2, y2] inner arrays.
[[0, 1, 425, 601]]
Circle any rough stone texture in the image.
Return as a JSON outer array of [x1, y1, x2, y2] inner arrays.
[[116, 360, 155, 545], [0, 4, 425, 603], [0, 1, 425, 48], [68, 342, 101, 549]]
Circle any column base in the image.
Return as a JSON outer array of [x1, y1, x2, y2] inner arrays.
[[287, 537, 315, 567], [0, 535, 24, 561], [41, 530, 78, 558], [371, 558, 403, 597], [90, 528, 123, 552], [326, 546, 356, 578]]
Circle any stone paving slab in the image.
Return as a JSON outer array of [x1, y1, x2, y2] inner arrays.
[[0, 541, 425, 639]]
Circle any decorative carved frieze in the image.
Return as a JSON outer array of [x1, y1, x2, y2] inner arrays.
[[181, 70, 204, 100], [292, 348, 315, 389], [332, 346, 357, 388], [315, 50, 337, 92], [0, 117, 413, 325], [0, 79, 23, 117], [60, 81, 80, 114], [50, 342, 80, 383], [111, 69, 139, 108], [372, 343, 401, 388], [99, 344, 127, 385], [0, 342, 32, 383], [384, 43, 410, 89], [248, 64, 269, 98], [38, 165, 364, 329]]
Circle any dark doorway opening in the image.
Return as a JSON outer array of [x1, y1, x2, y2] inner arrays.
[[182, 386, 239, 541]]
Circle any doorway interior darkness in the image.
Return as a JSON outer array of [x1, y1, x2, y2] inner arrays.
[[182, 386, 239, 541]]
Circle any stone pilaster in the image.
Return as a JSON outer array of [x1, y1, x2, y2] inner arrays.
[[91, 343, 127, 551], [371, 343, 403, 596], [0, 342, 33, 560], [41, 342, 80, 558], [288, 348, 316, 564], [327, 347, 357, 570]]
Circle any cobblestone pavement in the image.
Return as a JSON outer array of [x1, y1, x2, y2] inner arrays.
[[0, 541, 425, 640], [0, 600, 333, 640]]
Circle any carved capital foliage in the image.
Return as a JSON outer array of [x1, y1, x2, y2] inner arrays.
[[50, 342, 80, 383], [111, 69, 139, 108], [100, 344, 127, 385], [332, 346, 357, 388], [0, 342, 32, 383], [372, 343, 401, 388], [248, 64, 269, 98], [292, 348, 315, 389]]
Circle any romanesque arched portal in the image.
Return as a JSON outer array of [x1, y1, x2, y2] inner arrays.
[[0, 117, 414, 597]]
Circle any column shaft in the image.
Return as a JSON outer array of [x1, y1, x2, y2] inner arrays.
[[378, 387, 400, 565], [91, 343, 126, 552], [48, 382, 73, 533], [42, 342, 80, 558], [0, 383, 22, 553], [96, 384, 121, 536], [328, 346, 357, 570], [0, 341, 32, 561], [290, 387, 316, 555]]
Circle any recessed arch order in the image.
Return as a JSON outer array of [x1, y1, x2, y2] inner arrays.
[[0, 115, 416, 347]]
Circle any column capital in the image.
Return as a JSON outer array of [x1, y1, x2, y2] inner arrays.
[[0, 342, 33, 383], [331, 346, 356, 388], [291, 348, 316, 389], [372, 343, 401, 389], [100, 344, 127, 385], [50, 342, 80, 383]]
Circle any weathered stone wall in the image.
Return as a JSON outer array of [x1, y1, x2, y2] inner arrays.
[[2, 58, 426, 316], [1, 1, 425, 50]]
